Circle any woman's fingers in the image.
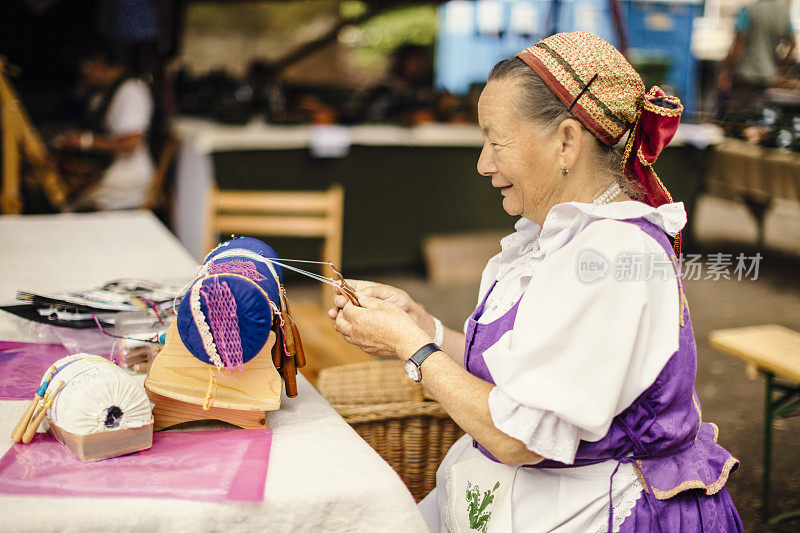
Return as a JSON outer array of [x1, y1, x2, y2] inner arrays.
[[345, 279, 405, 302], [335, 280, 417, 316], [343, 279, 377, 291], [334, 307, 352, 336], [355, 295, 386, 310], [356, 284, 398, 301], [332, 298, 422, 358]]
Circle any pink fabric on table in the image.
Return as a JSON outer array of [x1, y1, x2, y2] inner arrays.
[[0, 341, 73, 400], [0, 429, 272, 502]]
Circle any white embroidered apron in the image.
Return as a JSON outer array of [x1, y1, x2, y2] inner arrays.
[[444, 453, 517, 532]]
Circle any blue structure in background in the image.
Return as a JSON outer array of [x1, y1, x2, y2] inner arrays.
[[435, 0, 555, 94], [554, 0, 618, 45], [435, 0, 702, 117], [624, 1, 703, 117]]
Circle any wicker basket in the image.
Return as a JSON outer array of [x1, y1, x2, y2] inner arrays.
[[318, 360, 463, 502]]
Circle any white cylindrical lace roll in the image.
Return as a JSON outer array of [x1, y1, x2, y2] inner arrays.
[[43, 354, 153, 435]]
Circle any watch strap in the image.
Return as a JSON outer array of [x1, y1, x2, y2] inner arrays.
[[409, 342, 441, 368]]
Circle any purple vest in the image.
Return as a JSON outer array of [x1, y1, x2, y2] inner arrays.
[[464, 217, 738, 503]]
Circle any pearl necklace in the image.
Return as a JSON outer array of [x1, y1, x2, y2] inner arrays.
[[591, 182, 622, 206]]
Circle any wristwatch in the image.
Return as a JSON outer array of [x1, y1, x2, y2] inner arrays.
[[403, 343, 441, 382]]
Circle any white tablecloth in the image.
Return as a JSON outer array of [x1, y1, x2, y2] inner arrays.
[[0, 211, 425, 532], [171, 118, 487, 154]]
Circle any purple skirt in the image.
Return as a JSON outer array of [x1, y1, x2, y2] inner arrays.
[[619, 486, 743, 532]]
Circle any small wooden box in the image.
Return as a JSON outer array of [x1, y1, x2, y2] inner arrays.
[[47, 419, 153, 462]]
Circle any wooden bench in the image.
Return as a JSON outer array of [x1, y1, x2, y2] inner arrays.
[[709, 324, 800, 524]]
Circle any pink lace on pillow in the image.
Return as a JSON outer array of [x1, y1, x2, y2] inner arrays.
[[200, 277, 244, 371], [207, 260, 267, 283]]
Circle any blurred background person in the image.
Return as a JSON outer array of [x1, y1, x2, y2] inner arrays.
[[56, 45, 154, 211], [246, 60, 287, 123], [717, 0, 797, 119], [365, 44, 436, 124]]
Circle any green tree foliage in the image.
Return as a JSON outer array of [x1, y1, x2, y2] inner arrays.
[[340, 2, 438, 71]]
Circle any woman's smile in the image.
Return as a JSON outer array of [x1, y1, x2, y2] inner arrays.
[[491, 178, 513, 194]]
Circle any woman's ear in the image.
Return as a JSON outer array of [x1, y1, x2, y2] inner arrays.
[[556, 118, 583, 171]]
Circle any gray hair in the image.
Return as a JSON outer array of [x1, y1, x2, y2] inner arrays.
[[487, 58, 641, 201]]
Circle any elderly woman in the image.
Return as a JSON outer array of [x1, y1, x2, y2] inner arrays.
[[330, 32, 742, 532]]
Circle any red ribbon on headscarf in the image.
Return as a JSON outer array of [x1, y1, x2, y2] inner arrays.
[[622, 86, 683, 253]]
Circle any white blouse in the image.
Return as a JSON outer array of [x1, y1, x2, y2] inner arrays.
[[85, 79, 155, 210], [428, 200, 688, 532]]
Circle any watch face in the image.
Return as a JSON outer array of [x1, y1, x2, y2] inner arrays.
[[404, 359, 422, 382]]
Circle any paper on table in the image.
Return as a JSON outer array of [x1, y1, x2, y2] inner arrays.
[[0, 429, 272, 502]]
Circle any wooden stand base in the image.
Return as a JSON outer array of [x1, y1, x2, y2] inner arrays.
[[145, 322, 283, 430], [146, 390, 267, 430]]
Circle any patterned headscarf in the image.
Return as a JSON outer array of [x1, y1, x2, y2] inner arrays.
[[516, 31, 683, 254]]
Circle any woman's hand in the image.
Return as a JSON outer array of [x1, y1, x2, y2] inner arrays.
[[334, 296, 432, 358], [328, 279, 435, 338], [54, 130, 83, 150]]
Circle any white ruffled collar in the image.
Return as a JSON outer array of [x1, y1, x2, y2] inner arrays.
[[543, 200, 687, 238], [498, 200, 687, 263]]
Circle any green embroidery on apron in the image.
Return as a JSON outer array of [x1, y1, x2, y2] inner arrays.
[[466, 481, 500, 532]]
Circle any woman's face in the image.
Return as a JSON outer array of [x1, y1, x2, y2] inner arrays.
[[477, 79, 563, 223]]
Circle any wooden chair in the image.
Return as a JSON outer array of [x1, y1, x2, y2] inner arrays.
[[205, 183, 344, 306], [205, 183, 369, 386], [1, 57, 67, 213], [142, 135, 178, 212]]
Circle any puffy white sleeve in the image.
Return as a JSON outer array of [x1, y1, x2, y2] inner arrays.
[[484, 219, 680, 464], [105, 79, 153, 135]]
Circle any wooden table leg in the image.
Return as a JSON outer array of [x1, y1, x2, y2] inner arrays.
[[761, 373, 800, 524], [762, 372, 774, 523], [743, 196, 771, 249]]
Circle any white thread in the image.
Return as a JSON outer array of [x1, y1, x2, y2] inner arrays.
[[210, 248, 329, 267], [202, 240, 232, 263], [208, 249, 279, 277], [189, 278, 224, 368], [269, 300, 283, 326], [209, 249, 350, 292], [179, 248, 353, 313], [173, 266, 206, 314]]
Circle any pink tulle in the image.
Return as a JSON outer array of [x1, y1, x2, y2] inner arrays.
[[208, 260, 267, 282], [0, 341, 74, 400], [0, 429, 272, 502]]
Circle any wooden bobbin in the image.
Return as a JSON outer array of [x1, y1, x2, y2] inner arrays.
[[11, 364, 57, 443], [22, 381, 65, 444]]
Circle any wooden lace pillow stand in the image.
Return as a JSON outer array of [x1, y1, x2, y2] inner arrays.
[[144, 321, 283, 430]]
